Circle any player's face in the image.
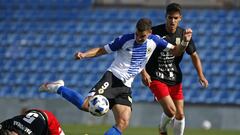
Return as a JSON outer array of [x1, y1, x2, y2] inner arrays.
[[166, 11, 182, 33], [135, 29, 152, 44]]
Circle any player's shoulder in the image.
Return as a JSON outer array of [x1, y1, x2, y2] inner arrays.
[[148, 34, 164, 44], [114, 33, 135, 43], [148, 34, 161, 40], [120, 33, 135, 40]]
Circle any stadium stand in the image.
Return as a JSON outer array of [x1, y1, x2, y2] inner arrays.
[[0, 0, 239, 105]]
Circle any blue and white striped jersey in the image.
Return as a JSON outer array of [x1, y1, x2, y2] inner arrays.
[[104, 33, 173, 87]]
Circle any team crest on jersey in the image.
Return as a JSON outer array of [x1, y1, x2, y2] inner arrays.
[[147, 48, 152, 54], [176, 37, 181, 45]]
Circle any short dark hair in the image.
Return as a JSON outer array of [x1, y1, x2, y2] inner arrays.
[[136, 18, 152, 32], [166, 3, 182, 15]]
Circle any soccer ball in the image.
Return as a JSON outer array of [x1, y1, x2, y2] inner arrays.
[[88, 95, 109, 117], [202, 120, 212, 130]]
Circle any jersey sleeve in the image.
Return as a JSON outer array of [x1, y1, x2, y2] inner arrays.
[[104, 36, 123, 53], [186, 38, 196, 55], [104, 33, 134, 53], [150, 34, 174, 51]]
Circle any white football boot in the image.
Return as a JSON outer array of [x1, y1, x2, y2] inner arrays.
[[39, 80, 64, 93]]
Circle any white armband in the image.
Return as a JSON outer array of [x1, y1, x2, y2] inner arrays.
[[104, 45, 112, 53]]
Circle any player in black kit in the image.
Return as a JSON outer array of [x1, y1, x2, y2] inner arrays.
[[0, 109, 64, 135], [141, 3, 208, 135]]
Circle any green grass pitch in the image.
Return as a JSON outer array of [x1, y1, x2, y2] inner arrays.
[[62, 124, 240, 135]]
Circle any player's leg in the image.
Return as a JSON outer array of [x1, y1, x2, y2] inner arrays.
[[39, 71, 113, 112], [113, 104, 131, 132], [104, 104, 131, 135], [173, 100, 185, 135], [170, 83, 185, 135], [149, 80, 176, 134], [159, 96, 177, 119], [58, 86, 89, 111], [104, 83, 132, 135], [39, 80, 89, 111], [158, 96, 176, 134]]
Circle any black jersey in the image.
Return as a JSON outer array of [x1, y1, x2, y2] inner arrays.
[[146, 24, 196, 85], [0, 110, 48, 135]]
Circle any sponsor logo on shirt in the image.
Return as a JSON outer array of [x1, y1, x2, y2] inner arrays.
[[147, 48, 152, 54], [176, 37, 181, 45], [13, 121, 32, 135]]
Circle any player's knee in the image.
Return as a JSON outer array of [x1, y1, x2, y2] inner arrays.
[[80, 99, 90, 112], [165, 106, 176, 117], [117, 118, 130, 131], [175, 112, 185, 120]]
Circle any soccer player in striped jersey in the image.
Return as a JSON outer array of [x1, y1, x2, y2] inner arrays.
[[141, 3, 208, 135], [39, 18, 192, 135]]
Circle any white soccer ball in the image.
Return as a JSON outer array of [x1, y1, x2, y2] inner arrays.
[[202, 120, 212, 130], [88, 95, 109, 117]]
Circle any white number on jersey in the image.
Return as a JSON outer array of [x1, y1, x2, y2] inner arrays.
[[23, 112, 39, 124], [98, 82, 109, 94]]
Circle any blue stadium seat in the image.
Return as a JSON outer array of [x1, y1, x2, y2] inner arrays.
[[217, 91, 232, 104], [231, 91, 240, 105], [211, 76, 228, 90], [226, 63, 239, 76], [186, 90, 202, 103], [0, 86, 15, 97], [194, 90, 212, 104], [227, 76, 240, 91]]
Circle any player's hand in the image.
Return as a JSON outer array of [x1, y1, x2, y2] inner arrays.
[[183, 28, 192, 42], [199, 77, 208, 88], [74, 51, 85, 60], [141, 72, 152, 87]]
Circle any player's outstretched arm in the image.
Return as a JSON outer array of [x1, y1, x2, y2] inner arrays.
[[75, 47, 107, 60], [191, 52, 209, 88], [171, 28, 192, 56]]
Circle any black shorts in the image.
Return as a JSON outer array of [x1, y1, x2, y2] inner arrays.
[[89, 71, 132, 109]]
